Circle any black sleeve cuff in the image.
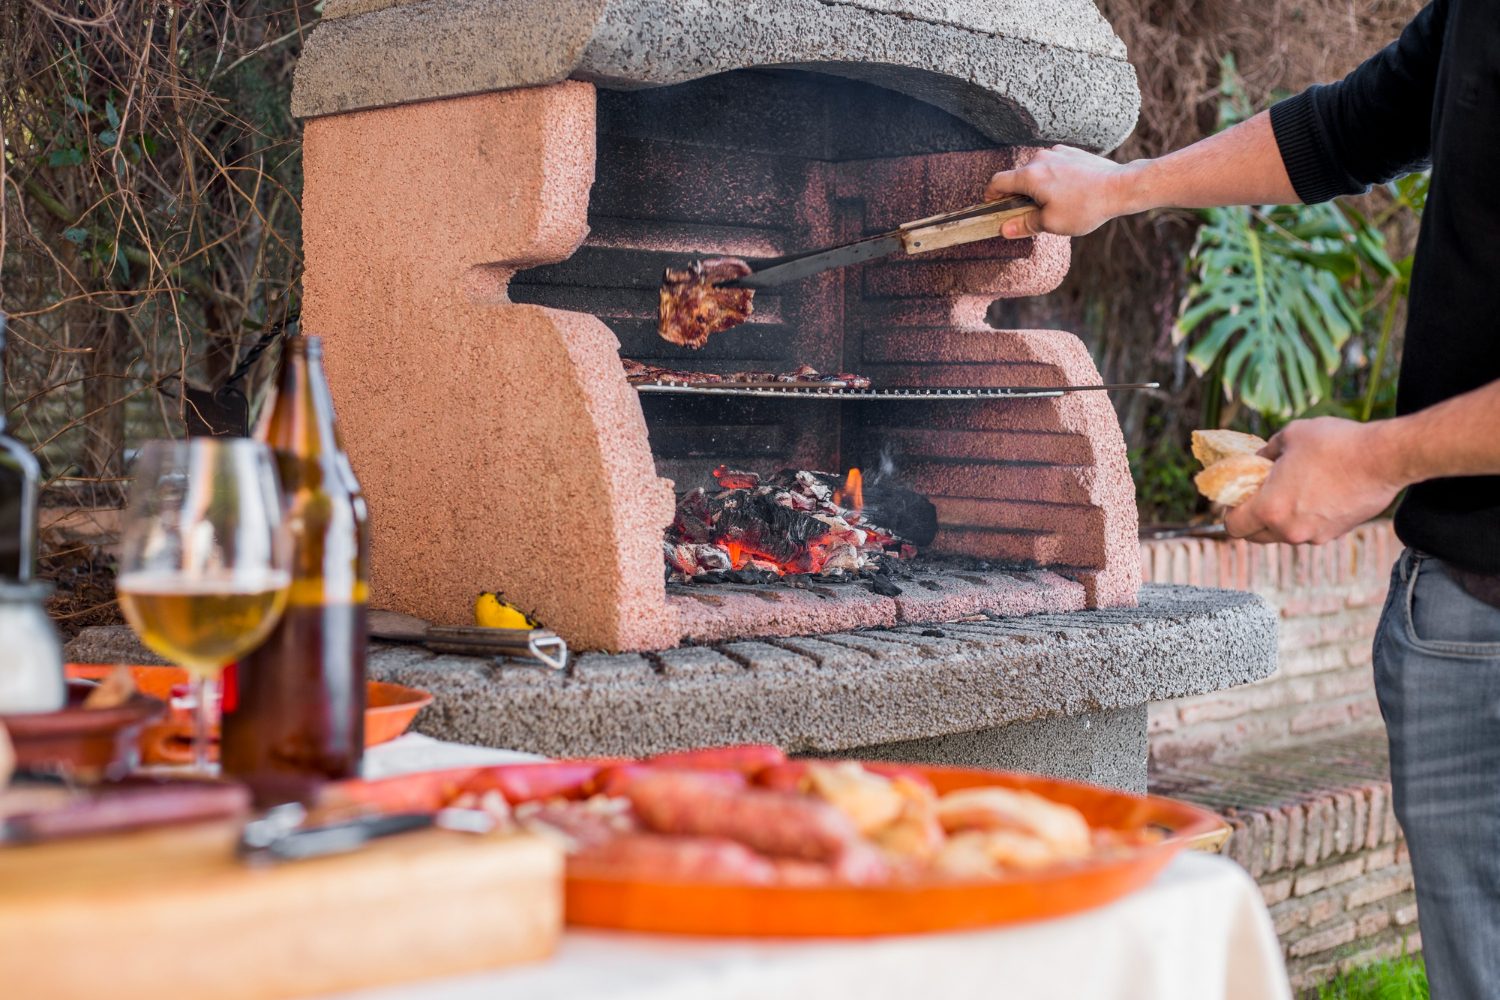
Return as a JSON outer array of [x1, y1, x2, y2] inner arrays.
[[1269, 89, 1367, 204]]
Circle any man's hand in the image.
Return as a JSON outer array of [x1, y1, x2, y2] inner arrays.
[[984, 146, 1144, 238], [1224, 418, 1406, 545], [981, 112, 1298, 238]]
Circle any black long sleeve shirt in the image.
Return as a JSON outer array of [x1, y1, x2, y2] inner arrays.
[[1269, 0, 1500, 573]]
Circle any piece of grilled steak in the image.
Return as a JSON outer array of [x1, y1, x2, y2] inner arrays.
[[658, 256, 755, 348]]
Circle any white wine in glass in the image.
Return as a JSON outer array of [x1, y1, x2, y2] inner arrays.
[[116, 575, 288, 677], [116, 438, 291, 774]]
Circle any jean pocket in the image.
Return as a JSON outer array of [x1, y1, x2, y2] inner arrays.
[[1402, 555, 1500, 658]]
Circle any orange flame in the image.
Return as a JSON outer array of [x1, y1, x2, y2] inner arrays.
[[834, 470, 870, 512]]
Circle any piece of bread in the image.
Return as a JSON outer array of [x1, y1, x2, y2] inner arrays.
[[935, 787, 1091, 855], [1194, 453, 1274, 507], [1191, 429, 1268, 467]]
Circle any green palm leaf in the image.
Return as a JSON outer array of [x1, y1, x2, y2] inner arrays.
[[1175, 203, 1362, 418]]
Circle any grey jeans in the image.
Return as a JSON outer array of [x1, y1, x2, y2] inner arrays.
[[1374, 549, 1500, 998]]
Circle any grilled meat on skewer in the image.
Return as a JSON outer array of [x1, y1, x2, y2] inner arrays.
[[658, 257, 755, 348]]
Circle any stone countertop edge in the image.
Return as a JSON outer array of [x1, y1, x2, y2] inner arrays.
[[364, 585, 1279, 758], [288, 0, 1142, 152]]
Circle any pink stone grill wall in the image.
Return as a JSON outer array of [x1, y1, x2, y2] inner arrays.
[[305, 74, 1140, 651], [303, 84, 679, 651], [513, 71, 1140, 608]]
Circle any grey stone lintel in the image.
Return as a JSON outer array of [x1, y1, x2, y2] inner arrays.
[[292, 0, 1142, 152]]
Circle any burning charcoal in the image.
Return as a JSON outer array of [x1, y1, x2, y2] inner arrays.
[[727, 568, 780, 585], [664, 542, 699, 576], [671, 488, 713, 544], [774, 491, 817, 512], [793, 471, 834, 503], [712, 465, 761, 490], [691, 544, 733, 574], [821, 543, 862, 574], [663, 465, 929, 586]]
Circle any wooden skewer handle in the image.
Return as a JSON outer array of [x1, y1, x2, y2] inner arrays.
[[899, 196, 1040, 254]]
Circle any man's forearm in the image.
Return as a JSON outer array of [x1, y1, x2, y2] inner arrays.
[[983, 111, 1302, 237], [1378, 380, 1500, 486], [1121, 111, 1300, 213]]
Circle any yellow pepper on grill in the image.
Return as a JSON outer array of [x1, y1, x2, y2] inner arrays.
[[474, 592, 537, 630]]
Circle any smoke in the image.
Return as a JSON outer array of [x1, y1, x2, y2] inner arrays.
[[867, 443, 900, 487]]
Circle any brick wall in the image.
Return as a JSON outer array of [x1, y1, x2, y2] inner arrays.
[[1141, 520, 1399, 767], [1155, 732, 1417, 993]]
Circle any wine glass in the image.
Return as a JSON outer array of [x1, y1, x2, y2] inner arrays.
[[116, 439, 291, 775]]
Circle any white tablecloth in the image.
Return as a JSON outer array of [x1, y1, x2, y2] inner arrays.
[[339, 737, 1292, 1000], [361, 733, 543, 778]]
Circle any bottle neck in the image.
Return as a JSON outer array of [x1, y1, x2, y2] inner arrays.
[[260, 336, 344, 462]]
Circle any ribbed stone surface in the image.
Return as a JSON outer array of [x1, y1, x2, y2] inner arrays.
[[360, 585, 1276, 758], [292, 0, 1140, 151], [61, 585, 1275, 769]]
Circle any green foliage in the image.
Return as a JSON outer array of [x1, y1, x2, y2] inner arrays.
[[1175, 56, 1407, 422], [1178, 202, 1368, 418], [1129, 414, 1203, 525], [1317, 950, 1428, 1000]]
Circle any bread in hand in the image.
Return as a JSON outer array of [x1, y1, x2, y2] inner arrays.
[[1194, 453, 1273, 507], [1191, 429, 1268, 467]]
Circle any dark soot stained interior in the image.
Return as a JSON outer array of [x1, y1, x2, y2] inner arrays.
[[508, 69, 1002, 496]]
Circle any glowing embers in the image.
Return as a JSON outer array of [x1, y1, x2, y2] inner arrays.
[[664, 466, 934, 586]]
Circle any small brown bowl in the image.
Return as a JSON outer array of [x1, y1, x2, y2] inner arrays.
[[0, 683, 165, 780], [63, 665, 433, 767]]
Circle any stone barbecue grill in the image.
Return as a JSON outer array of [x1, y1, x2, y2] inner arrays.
[[283, 0, 1277, 786]]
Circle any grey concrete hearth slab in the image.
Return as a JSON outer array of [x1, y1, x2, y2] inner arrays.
[[61, 586, 1274, 786], [830, 706, 1149, 793], [363, 584, 1275, 762], [292, 0, 1141, 151]]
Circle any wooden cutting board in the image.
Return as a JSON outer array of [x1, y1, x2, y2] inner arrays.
[[0, 819, 563, 999]]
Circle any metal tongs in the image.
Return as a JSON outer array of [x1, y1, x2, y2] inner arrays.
[[368, 609, 569, 671], [726, 195, 1040, 289], [423, 626, 569, 670]]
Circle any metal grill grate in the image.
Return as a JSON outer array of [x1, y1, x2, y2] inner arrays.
[[634, 382, 1158, 401]]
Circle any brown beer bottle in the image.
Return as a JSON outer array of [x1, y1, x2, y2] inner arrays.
[[221, 334, 369, 803]]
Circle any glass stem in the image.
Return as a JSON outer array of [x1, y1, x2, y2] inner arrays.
[[192, 673, 216, 774]]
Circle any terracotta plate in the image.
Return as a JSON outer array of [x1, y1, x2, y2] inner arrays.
[[0, 684, 164, 778], [64, 665, 432, 765], [334, 761, 1223, 937]]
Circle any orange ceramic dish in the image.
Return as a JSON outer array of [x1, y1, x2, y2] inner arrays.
[[333, 761, 1222, 937], [63, 664, 432, 765]]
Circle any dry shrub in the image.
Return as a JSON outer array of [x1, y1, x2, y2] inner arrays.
[[1, 1, 315, 501], [2, 1, 317, 628]]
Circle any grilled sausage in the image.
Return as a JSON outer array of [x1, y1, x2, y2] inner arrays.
[[623, 770, 861, 861], [570, 833, 778, 884]]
